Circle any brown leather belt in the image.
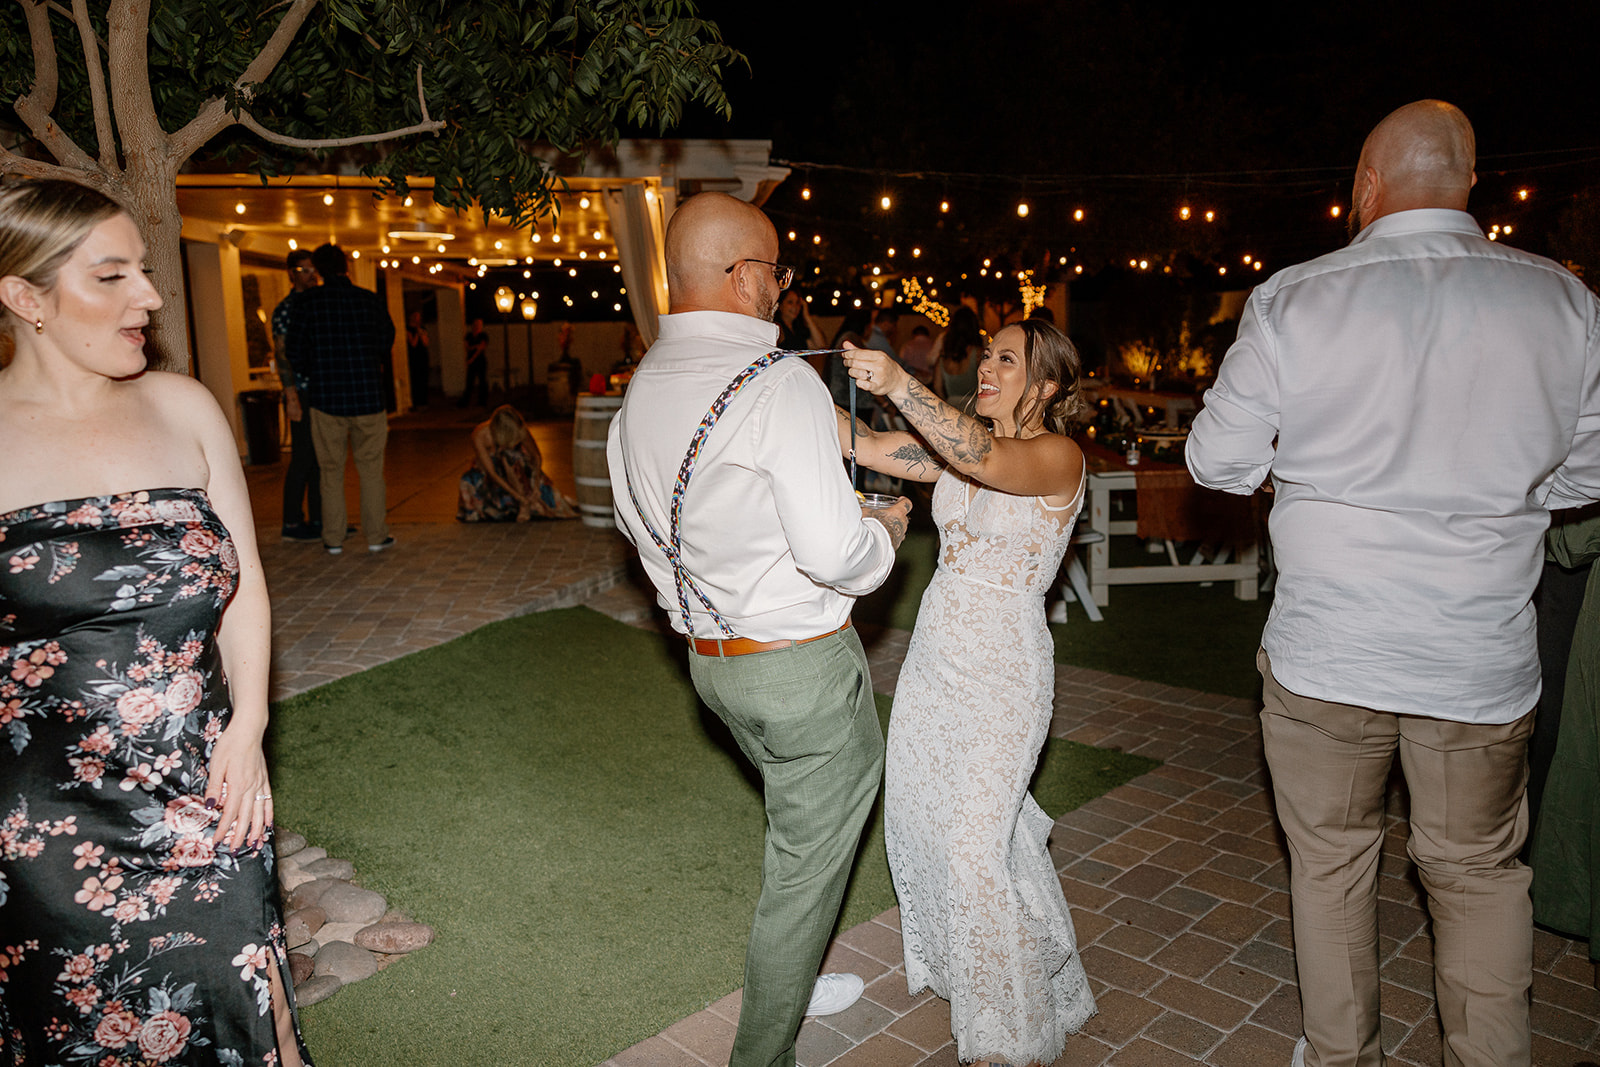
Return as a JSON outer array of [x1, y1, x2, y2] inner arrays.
[[688, 618, 852, 658]]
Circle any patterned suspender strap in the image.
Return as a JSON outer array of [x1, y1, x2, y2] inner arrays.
[[623, 348, 842, 638]]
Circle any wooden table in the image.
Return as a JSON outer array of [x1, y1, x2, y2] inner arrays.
[[1082, 444, 1260, 606]]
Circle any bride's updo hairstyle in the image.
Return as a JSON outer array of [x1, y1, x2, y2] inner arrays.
[[1010, 318, 1088, 436], [0, 179, 124, 358]]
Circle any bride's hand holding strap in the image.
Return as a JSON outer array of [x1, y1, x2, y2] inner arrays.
[[841, 342, 1082, 503]]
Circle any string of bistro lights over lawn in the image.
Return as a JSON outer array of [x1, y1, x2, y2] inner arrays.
[[233, 142, 1598, 326]]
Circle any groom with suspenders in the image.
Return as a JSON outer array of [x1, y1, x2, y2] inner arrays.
[[608, 191, 911, 1067]]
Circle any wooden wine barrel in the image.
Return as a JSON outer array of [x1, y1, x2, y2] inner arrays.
[[572, 394, 624, 528]]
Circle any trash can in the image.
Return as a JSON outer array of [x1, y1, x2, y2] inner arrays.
[[237, 388, 283, 466]]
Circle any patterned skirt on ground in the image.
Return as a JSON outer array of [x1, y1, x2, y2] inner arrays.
[[0, 488, 311, 1066], [457, 446, 578, 522]]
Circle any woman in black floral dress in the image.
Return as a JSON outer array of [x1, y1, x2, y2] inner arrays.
[[0, 181, 310, 1064]]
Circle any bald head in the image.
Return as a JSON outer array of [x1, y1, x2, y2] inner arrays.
[[664, 192, 782, 319], [1350, 100, 1476, 236]]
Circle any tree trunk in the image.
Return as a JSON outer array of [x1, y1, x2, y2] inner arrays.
[[119, 157, 189, 374]]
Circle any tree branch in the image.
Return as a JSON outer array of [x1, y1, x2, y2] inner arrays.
[[235, 109, 445, 149], [16, 0, 57, 114], [170, 0, 320, 159], [0, 141, 100, 182], [235, 0, 320, 91], [71, 0, 117, 171], [46, 0, 103, 52], [11, 0, 98, 172], [107, 0, 164, 158]]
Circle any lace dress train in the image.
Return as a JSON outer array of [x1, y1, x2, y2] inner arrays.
[[885, 470, 1095, 1065]]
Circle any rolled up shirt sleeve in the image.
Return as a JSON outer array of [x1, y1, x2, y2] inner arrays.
[[754, 369, 897, 595], [1187, 291, 1280, 494]]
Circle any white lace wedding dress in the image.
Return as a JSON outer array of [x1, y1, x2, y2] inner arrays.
[[885, 466, 1097, 1065]]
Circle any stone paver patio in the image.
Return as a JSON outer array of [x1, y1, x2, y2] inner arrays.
[[248, 412, 1600, 1067]]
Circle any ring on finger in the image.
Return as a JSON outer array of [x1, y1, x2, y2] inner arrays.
[[255, 793, 272, 801]]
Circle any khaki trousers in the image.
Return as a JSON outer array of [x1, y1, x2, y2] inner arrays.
[[309, 408, 389, 548], [1258, 650, 1533, 1067]]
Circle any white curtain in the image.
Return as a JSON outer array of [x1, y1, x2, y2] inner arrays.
[[602, 184, 669, 347]]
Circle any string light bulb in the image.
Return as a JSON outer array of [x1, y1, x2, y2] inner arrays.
[[1204, 210, 1215, 223], [322, 193, 334, 206], [1073, 208, 1085, 222], [940, 200, 950, 213], [1016, 201, 1030, 218], [1179, 206, 1191, 221], [1517, 188, 1530, 201], [801, 187, 812, 200], [880, 195, 892, 210], [1330, 205, 1342, 218]]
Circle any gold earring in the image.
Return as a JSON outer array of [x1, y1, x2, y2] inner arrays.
[[34, 319, 43, 334]]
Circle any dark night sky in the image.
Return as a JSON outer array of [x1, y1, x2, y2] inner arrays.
[[661, 2, 1600, 282]]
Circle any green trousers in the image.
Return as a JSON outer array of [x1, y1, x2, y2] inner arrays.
[[688, 626, 884, 1067]]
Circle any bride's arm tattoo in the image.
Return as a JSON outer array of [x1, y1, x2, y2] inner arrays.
[[896, 378, 992, 467], [887, 441, 939, 478]]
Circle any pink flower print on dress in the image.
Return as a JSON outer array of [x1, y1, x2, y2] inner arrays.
[[68, 756, 105, 785], [118, 762, 161, 791], [75, 872, 122, 911], [64, 503, 104, 526], [57, 951, 97, 983], [147, 876, 179, 906], [11, 648, 55, 687], [0, 697, 25, 725], [111, 896, 149, 923], [110, 493, 156, 527], [114, 687, 165, 733], [72, 842, 104, 869], [78, 726, 115, 755], [137, 1010, 192, 1062], [93, 1008, 141, 1049], [162, 671, 204, 717], [232, 942, 269, 980], [178, 529, 220, 558], [7, 549, 39, 574], [151, 497, 204, 525], [62, 981, 101, 1014], [162, 797, 213, 836], [168, 835, 214, 868]]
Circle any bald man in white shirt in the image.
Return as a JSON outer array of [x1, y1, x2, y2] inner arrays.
[[1188, 101, 1600, 1067], [608, 192, 911, 1067]]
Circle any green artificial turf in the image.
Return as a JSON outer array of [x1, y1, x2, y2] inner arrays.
[[269, 607, 1154, 1066], [856, 528, 1272, 701]]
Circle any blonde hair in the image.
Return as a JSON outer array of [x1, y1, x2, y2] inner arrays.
[[0, 179, 125, 361], [488, 404, 528, 449]]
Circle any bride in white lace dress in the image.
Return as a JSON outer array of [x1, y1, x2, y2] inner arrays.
[[839, 321, 1096, 1066]]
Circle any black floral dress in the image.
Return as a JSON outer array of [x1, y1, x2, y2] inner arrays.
[[0, 489, 310, 1066]]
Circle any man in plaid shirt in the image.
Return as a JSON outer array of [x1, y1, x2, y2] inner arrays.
[[290, 244, 398, 554]]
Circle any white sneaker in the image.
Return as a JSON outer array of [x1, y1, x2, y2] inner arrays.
[[805, 972, 864, 1017], [1292, 1036, 1307, 1067]]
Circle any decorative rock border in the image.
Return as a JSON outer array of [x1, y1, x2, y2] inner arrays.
[[276, 830, 435, 1006]]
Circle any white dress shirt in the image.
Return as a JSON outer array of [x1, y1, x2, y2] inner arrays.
[[607, 310, 895, 640], [1188, 208, 1600, 723]]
